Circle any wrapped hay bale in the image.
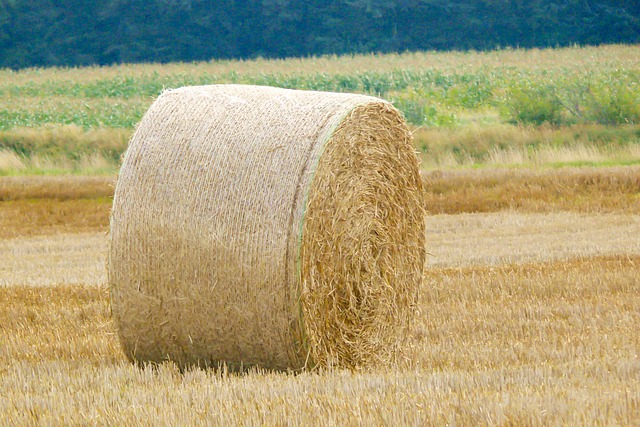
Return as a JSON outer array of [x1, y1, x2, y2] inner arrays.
[[108, 84, 425, 371]]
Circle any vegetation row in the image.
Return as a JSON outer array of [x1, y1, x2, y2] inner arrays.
[[2, 68, 640, 128]]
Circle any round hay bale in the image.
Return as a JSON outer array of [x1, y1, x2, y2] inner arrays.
[[108, 84, 425, 371]]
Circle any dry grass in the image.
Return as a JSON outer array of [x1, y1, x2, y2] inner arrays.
[[0, 285, 119, 363], [0, 126, 129, 175], [427, 212, 640, 268], [414, 124, 640, 169], [0, 150, 28, 172], [422, 166, 640, 214], [4, 211, 638, 288], [0, 199, 110, 239], [0, 176, 112, 238], [1, 165, 639, 240], [0, 150, 118, 176], [0, 175, 113, 200], [1, 254, 638, 425], [1, 164, 639, 424], [0, 232, 105, 287]]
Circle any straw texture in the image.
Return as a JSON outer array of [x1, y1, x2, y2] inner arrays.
[[108, 84, 425, 371]]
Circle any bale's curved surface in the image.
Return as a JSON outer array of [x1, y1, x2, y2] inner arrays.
[[109, 84, 425, 371]]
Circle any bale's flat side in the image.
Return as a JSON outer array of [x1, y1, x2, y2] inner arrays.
[[108, 85, 381, 370], [299, 102, 426, 369]]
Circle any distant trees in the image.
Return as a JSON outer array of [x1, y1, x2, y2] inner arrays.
[[1, 0, 639, 69]]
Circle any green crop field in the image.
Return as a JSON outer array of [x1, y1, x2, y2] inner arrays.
[[1, 44, 639, 174]]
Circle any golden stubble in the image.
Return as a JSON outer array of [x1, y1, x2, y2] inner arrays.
[[1, 166, 639, 424], [422, 166, 640, 214], [2, 165, 638, 240], [1, 254, 638, 425], [0, 176, 113, 239]]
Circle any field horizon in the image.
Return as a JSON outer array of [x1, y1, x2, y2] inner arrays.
[[1, 169, 639, 424]]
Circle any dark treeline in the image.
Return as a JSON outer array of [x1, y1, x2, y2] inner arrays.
[[1, 0, 639, 69]]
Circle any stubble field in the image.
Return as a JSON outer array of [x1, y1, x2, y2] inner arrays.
[[1, 167, 639, 425]]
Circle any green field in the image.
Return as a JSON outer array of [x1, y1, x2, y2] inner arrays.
[[1, 44, 640, 174]]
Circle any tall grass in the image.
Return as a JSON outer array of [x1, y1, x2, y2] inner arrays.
[[2, 123, 639, 174], [415, 123, 640, 168], [0, 126, 128, 175]]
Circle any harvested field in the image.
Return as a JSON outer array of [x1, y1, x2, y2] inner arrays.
[[0, 176, 113, 201], [1, 167, 639, 424], [2, 45, 640, 423], [427, 212, 640, 267], [422, 166, 640, 214], [0, 199, 110, 239], [2, 165, 638, 240], [0, 232, 105, 287], [2, 212, 639, 288], [1, 254, 638, 424]]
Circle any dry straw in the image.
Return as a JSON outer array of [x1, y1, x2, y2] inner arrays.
[[109, 84, 425, 371]]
